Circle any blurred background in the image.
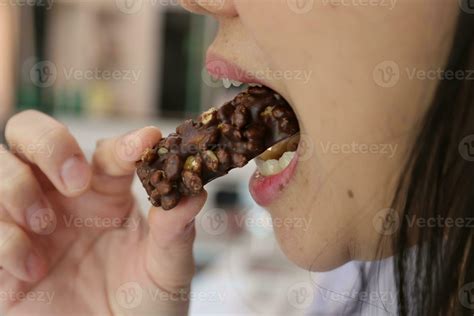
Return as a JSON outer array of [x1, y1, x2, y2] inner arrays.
[[0, 1, 322, 315]]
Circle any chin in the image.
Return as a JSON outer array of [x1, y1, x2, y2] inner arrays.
[[279, 237, 351, 272], [269, 207, 352, 272]]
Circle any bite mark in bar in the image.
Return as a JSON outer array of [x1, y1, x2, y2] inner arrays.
[[136, 86, 300, 210]]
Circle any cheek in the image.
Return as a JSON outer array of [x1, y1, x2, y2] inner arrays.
[[234, 1, 320, 68]]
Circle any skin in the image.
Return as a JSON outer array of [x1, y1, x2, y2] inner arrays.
[[0, 0, 459, 315], [0, 112, 206, 315], [182, 0, 459, 270]]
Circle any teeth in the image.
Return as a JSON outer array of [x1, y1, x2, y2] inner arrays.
[[222, 78, 232, 88], [221, 78, 244, 88], [279, 151, 295, 169], [255, 151, 296, 176], [255, 158, 281, 176], [220, 78, 261, 89], [231, 80, 243, 87]]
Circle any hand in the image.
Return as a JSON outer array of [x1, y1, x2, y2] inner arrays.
[[0, 110, 206, 316]]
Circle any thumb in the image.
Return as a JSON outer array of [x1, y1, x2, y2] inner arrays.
[[144, 191, 207, 293], [91, 126, 162, 195]]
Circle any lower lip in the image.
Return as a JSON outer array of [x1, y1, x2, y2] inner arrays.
[[249, 154, 299, 206]]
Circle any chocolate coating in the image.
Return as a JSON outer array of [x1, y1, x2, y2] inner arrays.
[[136, 86, 299, 210]]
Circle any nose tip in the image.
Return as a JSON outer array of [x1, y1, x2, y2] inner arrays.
[[179, 0, 209, 14], [179, 0, 237, 17]]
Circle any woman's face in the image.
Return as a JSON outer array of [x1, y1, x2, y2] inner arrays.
[[180, 0, 459, 271]]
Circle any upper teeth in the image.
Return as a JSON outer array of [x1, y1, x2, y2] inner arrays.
[[255, 151, 296, 176], [222, 78, 243, 88], [221, 78, 264, 89]]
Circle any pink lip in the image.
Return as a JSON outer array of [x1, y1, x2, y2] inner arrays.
[[249, 154, 299, 206], [206, 52, 299, 205], [205, 53, 266, 85]]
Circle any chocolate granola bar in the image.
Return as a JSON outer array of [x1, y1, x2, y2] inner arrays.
[[136, 86, 299, 210]]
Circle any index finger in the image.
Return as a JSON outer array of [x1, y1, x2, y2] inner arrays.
[[92, 126, 162, 177], [5, 110, 92, 197]]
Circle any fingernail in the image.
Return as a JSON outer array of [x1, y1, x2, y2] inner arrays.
[[25, 251, 43, 280], [118, 130, 143, 161], [61, 155, 91, 193]]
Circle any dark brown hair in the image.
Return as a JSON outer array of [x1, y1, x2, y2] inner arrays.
[[392, 6, 474, 315]]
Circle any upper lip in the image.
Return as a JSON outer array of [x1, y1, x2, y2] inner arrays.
[[205, 53, 267, 86], [205, 52, 302, 141]]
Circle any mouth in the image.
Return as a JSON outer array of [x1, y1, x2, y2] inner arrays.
[[206, 54, 302, 206]]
